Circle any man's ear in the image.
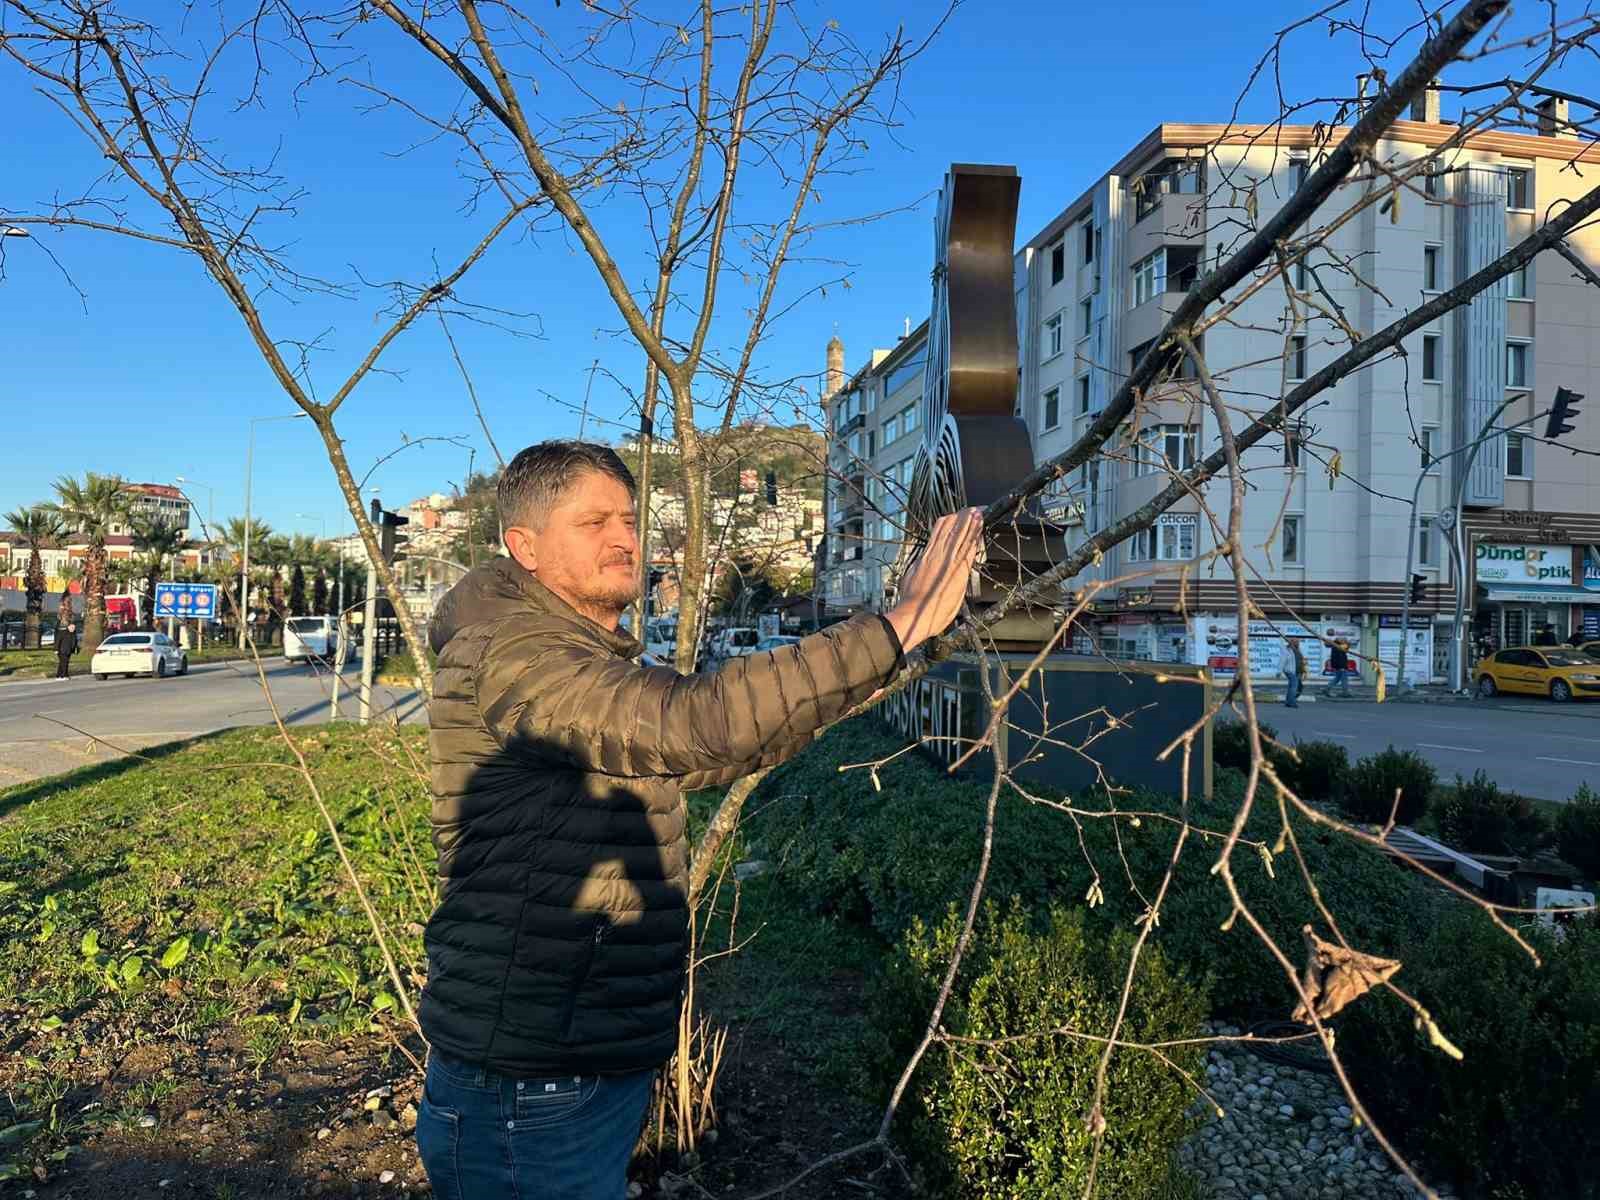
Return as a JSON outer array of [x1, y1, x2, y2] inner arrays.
[[503, 526, 538, 574]]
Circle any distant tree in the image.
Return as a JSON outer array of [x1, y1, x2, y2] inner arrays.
[[3, 505, 64, 648], [131, 516, 187, 631], [289, 564, 307, 616], [45, 473, 129, 653], [312, 571, 329, 616]]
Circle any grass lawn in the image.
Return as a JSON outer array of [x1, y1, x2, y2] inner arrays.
[[0, 727, 900, 1198], [0, 645, 258, 681]]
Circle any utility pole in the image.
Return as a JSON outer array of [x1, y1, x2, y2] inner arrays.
[[359, 556, 377, 725]]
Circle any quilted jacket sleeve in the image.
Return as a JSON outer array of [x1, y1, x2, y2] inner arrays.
[[476, 613, 904, 779]]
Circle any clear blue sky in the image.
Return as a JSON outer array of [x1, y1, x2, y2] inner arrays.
[[0, 1, 1580, 541]]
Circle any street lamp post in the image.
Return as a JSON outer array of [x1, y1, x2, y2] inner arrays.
[[241, 414, 307, 649], [1396, 396, 1556, 691], [174, 475, 215, 650]]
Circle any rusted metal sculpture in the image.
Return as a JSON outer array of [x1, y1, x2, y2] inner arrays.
[[895, 163, 1070, 649]]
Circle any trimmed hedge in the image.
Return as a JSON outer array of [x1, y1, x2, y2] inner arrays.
[[745, 719, 1440, 1016], [1435, 770, 1547, 856], [1557, 783, 1600, 882], [1343, 745, 1435, 826], [1340, 906, 1600, 1198], [870, 900, 1207, 1198]]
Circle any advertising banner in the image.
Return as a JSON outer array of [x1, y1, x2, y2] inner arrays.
[[1475, 543, 1573, 586], [1190, 617, 1360, 680], [153, 581, 220, 620]]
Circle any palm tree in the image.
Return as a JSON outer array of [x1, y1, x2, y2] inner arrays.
[[46, 473, 129, 654], [4, 506, 64, 649], [131, 516, 187, 630]]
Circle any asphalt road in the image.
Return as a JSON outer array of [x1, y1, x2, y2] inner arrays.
[[0, 657, 424, 788], [1247, 694, 1600, 802]]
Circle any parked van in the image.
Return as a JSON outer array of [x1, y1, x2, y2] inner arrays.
[[708, 626, 760, 666], [284, 616, 347, 665]]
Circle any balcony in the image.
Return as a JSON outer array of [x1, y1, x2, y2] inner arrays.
[[837, 412, 865, 436]]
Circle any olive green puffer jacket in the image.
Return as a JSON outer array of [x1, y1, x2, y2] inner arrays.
[[421, 556, 903, 1075]]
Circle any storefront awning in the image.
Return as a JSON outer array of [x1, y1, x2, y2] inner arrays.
[[1480, 584, 1600, 604]]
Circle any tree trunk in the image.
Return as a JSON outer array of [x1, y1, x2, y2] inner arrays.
[[84, 546, 107, 653], [23, 549, 45, 650], [672, 402, 709, 674]]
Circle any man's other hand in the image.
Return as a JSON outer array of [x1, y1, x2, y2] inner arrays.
[[885, 508, 984, 654]]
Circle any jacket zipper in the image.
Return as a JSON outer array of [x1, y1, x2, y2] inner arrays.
[[559, 917, 606, 1040]]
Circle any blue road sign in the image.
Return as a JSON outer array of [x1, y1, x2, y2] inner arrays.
[[154, 581, 220, 620]]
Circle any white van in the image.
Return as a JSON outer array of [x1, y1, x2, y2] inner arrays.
[[709, 627, 760, 666], [285, 616, 343, 665]]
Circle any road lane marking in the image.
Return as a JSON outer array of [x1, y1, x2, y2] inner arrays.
[[1416, 743, 1483, 753], [1536, 756, 1600, 767]]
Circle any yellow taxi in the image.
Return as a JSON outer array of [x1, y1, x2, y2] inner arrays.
[[1476, 646, 1600, 702]]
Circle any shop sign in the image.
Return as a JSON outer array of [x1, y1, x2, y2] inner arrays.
[[1189, 617, 1358, 680], [1474, 542, 1573, 586], [1497, 510, 1571, 542], [1584, 548, 1600, 592]]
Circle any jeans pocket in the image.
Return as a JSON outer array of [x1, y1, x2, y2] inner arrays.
[[416, 1097, 463, 1200], [513, 1074, 598, 1129]]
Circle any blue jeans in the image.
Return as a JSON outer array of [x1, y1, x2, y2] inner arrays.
[[416, 1049, 655, 1200], [1328, 667, 1351, 695], [1284, 672, 1302, 707]]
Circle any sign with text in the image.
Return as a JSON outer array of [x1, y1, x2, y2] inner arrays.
[[153, 581, 219, 620], [1475, 543, 1572, 586], [1189, 617, 1361, 680]]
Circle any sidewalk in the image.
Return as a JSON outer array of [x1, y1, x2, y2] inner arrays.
[[1246, 681, 1600, 717]]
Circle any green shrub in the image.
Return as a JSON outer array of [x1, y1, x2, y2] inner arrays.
[[870, 900, 1207, 1199], [1435, 770, 1548, 856], [1343, 745, 1435, 826], [1340, 906, 1600, 1198], [1213, 719, 1282, 773], [1282, 739, 1349, 804], [749, 720, 1440, 1016], [1557, 783, 1600, 881]]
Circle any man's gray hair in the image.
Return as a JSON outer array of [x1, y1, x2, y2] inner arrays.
[[497, 440, 637, 533]]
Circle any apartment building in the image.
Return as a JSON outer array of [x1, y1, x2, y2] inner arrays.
[[1016, 95, 1600, 684], [818, 324, 928, 610]]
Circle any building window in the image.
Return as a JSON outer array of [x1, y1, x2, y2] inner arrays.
[[1422, 334, 1441, 382], [1050, 240, 1065, 286], [1288, 335, 1307, 381], [1424, 163, 1443, 199], [1507, 432, 1527, 478], [1289, 157, 1309, 191], [1077, 375, 1091, 415], [883, 412, 899, 445], [1418, 517, 1434, 566], [1508, 262, 1529, 299], [1045, 313, 1063, 358], [1132, 249, 1166, 307], [1294, 256, 1309, 291], [1042, 386, 1061, 431], [1079, 298, 1093, 338], [1284, 427, 1303, 469], [867, 430, 877, 457], [1506, 341, 1529, 389], [1080, 220, 1094, 265], [1160, 517, 1196, 561], [1506, 166, 1532, 211], [1421, 425, 1438, 471], [1423, 245, 1442, 291], [1282, 514, 1303, 564], [1137, 423, 1197, 475]]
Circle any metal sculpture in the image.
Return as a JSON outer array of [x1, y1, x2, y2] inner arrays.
[[895, 163, 1070, 649]]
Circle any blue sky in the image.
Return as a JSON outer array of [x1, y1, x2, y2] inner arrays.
[[0, 0, 1578, 541]]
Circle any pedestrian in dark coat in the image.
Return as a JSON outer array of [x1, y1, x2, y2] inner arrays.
[[54, 622, 78, 680]]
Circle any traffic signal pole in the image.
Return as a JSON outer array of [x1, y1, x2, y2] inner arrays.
[[359, 558, 377, 725]]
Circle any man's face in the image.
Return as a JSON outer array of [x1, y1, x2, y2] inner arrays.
[[504, 470, 639, 619]]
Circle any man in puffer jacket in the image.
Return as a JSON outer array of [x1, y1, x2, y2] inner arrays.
[[418, 440, 981, 1200]]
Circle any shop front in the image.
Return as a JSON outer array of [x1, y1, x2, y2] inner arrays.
[[1471, 540, 1591, 650]]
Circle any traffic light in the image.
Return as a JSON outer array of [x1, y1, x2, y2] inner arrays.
[[1410, 573, 1427, 605], [765, 470, 778, 505], [1545, 386, 1583, 440], [370, 498, 410, 565]]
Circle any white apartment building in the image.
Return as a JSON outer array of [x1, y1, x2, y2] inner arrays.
[[818, 324, 928, 610], [1017, 98, 1600, 684]]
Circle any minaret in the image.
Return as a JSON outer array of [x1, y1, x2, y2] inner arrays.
[[825, 331, 845, 399]]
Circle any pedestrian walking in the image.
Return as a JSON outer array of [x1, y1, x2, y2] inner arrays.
[[54, 622, 78, 680], [416, 441, 984, 1200], [1283, 635, 1306, 707], [1327, 637, 1353, 697]]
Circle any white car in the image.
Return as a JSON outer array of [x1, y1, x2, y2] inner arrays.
[[92, 632, 188, 680], [644, 620, 679, 663], [708, 627, 760, 665], [754, 635, 800, 653]]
